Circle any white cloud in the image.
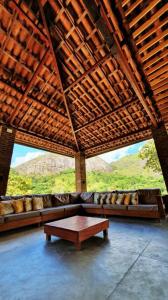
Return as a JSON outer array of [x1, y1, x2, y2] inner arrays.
[[99, 141, 148, 163], [12, 151, 44, 167]]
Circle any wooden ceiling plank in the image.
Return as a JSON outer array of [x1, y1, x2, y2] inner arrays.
[[89, 0, 158, 127], [125, 0, 143, 17], [129, 0, 160, 29], [139, 28, 168, 55], [38, 0, 79, 151], [133, 4, 168, 38], [143, 49, 168, 70], [74, 98, 138, 132], [0, 80, 68, 122], [9, 0, 49, 45], [8, 48, 49, 124], [136, 18, 168, 46]]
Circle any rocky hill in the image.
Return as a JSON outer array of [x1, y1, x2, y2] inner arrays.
[[15, 153, 112, 175]]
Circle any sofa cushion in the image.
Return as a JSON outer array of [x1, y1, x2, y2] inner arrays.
[[0, 201, 14, 216], [103, 204, 127, 210], [81, 203, 103, 209], [12, 199, 24, 214], [80, 192, 93, 203], [124, 193, 131, 205], [43, 195, 52, 208], [40, 207, 64, 215], [138, 189, 161, 204], [131, 192, 139, 205], [116, 194, 125, 205], [128, 205, 158, 211], [32, 197, 44, 210], [4, 211, 40, 222], [52, 194, 70, 206], [70, 193, 81, 204], [0, 216, 4, 223], [63, 204, 81, 210], [110, 193, 118, 204], [24, 198, 32, 212], [94, 192, 101, 204]]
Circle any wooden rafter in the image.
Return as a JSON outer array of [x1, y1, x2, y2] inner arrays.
[[83, 0, 158, 128], [38, 0, 79, 151], [9, 48, 49, 124]]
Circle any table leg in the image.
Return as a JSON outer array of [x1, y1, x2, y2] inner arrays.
[[103, 229, 108, 240], [46, 234, 51, 241], [75, 241, 81, 250]]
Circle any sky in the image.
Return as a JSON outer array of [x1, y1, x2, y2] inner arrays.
[[11, 141, 147, 167]]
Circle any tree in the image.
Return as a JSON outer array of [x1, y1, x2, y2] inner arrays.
[[139, 140, 161, 173]]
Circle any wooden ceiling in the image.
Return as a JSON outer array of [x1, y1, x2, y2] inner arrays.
[[0, 0, 167, 158]]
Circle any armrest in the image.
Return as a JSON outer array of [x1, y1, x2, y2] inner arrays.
[[156, 196, 166, 219]]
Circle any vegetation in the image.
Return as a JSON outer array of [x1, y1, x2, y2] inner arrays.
[[139, 140, 161, 173], [7, 141, 166, 196]]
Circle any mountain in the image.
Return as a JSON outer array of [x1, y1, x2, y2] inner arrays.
[[15, 153, 112, 175], [111, 153, 158, 177]]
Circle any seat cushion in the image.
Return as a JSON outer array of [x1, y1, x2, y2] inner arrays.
[[40, 207, 64, 215], [128, 205, 158, 211], [63, 204, 81, 210], [0, 216, 4, 224], [4, 211, 40, 222], [81, 203, 103, 209], [103, 204, 127, 210]]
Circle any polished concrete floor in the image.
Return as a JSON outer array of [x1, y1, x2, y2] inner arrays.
[[0, 217, 168, 300]]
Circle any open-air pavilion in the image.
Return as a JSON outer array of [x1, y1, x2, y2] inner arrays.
[[0, 0, 168, 299]]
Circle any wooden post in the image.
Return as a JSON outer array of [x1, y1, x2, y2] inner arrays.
[[152, 124, 168, 192], [0, 125, 16, 195], [75, 152, 87, 192]]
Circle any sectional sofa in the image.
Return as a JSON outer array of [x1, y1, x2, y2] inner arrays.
[[0, 189, 165, 232]]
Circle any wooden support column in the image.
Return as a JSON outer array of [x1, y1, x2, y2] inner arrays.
[[152, 124, 168, 192], [75, 152, 87, 192], [0, 125, 16, 195]]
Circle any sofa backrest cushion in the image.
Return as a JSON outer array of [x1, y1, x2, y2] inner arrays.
[[0, 201, 14, 215], [43, 195, 52, 208], [32, 197, 44, 210], [70, 193, 81, 204], [138, 189, 161, 204], [80, 192, 94, 203], [52, 193, 70, 206], [12, 199, 24, 214]]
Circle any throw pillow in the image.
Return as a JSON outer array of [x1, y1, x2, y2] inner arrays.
[[99, 194, 107, 205], [105, 194, 111, 204], [24, 198, 32, 212], [110, 193, 117, 204], [0, 201, 14, 215], [80, 192, 93, 203], [94, 192, 101, 204], [43, 195, 52, 208], [124, 193, 131, 205], [70, 193, 80, 204], [131, 192, 139, 205], [116, 193, 125, 205], [32, 197, 43, 210], [12, 199, 24, 214]]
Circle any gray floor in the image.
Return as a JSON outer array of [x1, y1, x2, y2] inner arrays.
[[0, 217, 168, 300]]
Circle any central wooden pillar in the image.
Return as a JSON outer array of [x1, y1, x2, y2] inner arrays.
[[152, 123, 168, 192], [0, 125, 16, 195], [75, 152, 87, 192]]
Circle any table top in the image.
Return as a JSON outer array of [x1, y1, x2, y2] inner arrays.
[[45, 216, 108, 232]]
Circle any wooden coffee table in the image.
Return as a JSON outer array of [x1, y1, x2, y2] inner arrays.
[[44, 215, 109, 250]]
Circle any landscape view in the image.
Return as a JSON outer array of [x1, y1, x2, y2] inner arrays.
[[7, 140, 166, 196]]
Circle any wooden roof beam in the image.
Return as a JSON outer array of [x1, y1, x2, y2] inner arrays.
[[38, 0, 79, 151], [85, 127, 150, 152], [9, 0, 49, 46], [0, 80, 68, 122], [83, 0, 158, 128], [9, 48, 49, 124], [74, 98, 138, 133]]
